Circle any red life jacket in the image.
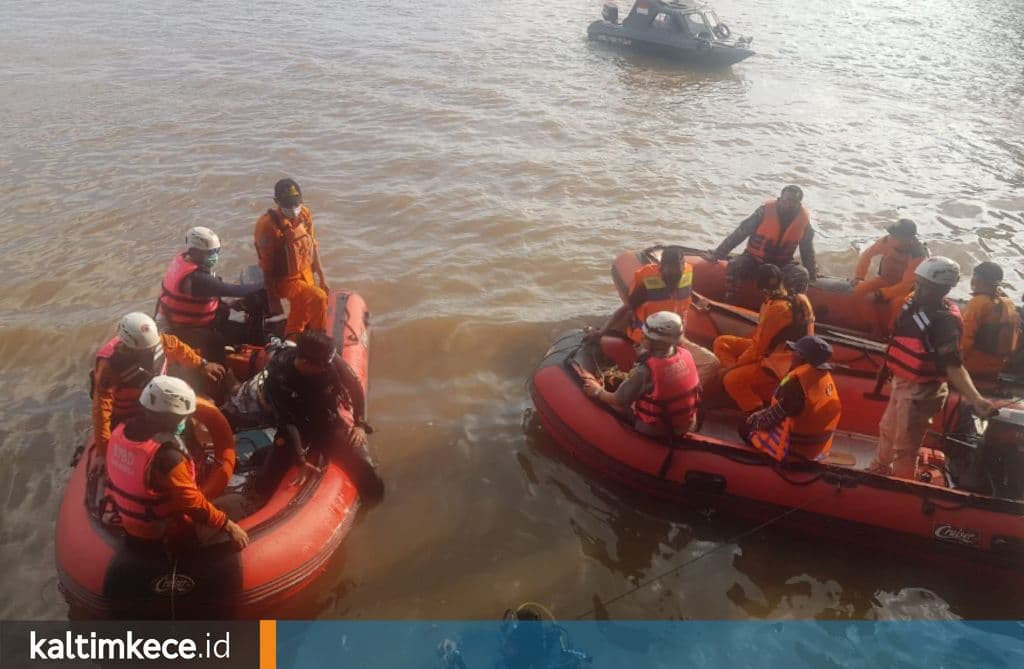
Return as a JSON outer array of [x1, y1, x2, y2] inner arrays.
[[633, 347, 700, 433], [157, 254, 219, 328], [886, 298, 963, 383], [744, 200, 810, 266], [104, 424, 196, 540], [94, 336, 168, 423]]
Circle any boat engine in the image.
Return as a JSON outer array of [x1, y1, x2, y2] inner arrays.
[[943, 406, 1024, 499], [602, 3, 619, 24]]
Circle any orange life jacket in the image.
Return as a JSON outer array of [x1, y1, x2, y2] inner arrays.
[[876, 237, 928, 285], [633, 347, 700, 433], [626, 262, 694, 344], [886, 298, 963, 383], [744, 200, 810, 266], [971, 292, 1019, 358], [94, 336, 167, 423], [750, 363, 841, 461], [157, 254, 219, 328], [104, 424, 196, 540], [266, 207, 315, 279]]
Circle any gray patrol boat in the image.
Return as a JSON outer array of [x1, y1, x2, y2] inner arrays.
[[588, 0, 754, 67]]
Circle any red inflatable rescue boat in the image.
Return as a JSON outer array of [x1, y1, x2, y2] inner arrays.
[[530, 329, 1024, 582], [56, 290, 370, 618]]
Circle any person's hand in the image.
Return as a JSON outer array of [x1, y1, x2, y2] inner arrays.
[[201, 361, 226, 382], [700, 250, 722, 263], [850, 277, 863, 286], [972, 398, 998, 419], [582, 379, 604, 399], [692, 294, 712, 312], [581, 325, 602, 343], [291, 460, 323, 488], [223, 520, 250, 551], [88, 453, 106, 479], [317, 273, 331, 293], [347, 425, 367, 450]]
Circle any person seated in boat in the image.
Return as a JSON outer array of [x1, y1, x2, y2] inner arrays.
[[583, 311, 701, 438], [254, 178, 330, 339], [599, 246, 720, 383], [90, 312, 226, 477], [868, 257, 996, 478], [741, 335, 841, 462], [155, 226, 264, 362], [850, 219, 929, 337], [782, 264, 816, 331], [104, 375, 249, 550], [254, 330, 384, 503], [714, 264, 814, 413], [962, 261, 1019, 380], [703, 185, 817, 303]]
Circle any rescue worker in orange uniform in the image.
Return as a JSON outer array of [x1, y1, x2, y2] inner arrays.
[[851, 219, 929, 336], [156, 226, 264, 361], [868, 257, 995, 478], [105, 375, 248, 549], [742, 335, 842, 462], [584, 311, 701, 438], [705, 185, 817, 303], [962, 261, 1019, 379], [254, 178, 329, 338], [91, 312, 226, 477], [714, 264, 814, 412], [600, 247, 720, 383]]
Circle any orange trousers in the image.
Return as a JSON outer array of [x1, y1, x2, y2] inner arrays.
[[721, 362, 779, 412], [851, 278, 906, 337], [713, 335, 753, 368], [275, 276, 327, 337]]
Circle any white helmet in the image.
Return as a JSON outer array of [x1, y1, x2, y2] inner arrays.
[[185, 226, 220, 252], [642, 311, 683, 344], [915, 256, 960, 288], [139, 375, 196, 416], [117, 312, 161, 350]]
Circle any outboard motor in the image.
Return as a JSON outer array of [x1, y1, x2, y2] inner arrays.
[[602, 3, 619, 24], [944, 406, 1024, 499]]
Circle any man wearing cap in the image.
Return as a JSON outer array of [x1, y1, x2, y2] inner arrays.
[[704, 185, 817, 304], [962, 261, 1019, 378], [868, 257, 995, 478], [743, 335, 841, 461], [583, 311, 701, 438], [254, 178, 329, 338], [851, 219, 929, 336]]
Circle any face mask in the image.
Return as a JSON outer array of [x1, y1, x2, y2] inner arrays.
[[203, 251, 220, 270], [281, 205, 302, 219], [174, 420, 187, 436]]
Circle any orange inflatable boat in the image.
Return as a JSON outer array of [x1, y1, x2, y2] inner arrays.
[[56, 290, 370, 618]]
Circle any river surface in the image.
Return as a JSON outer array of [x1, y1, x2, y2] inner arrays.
[[2, 0, 1023, 621]]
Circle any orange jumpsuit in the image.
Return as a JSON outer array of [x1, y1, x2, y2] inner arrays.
[[852, 236, 927, 336], [155, 451, 228, 535], [91, 333, 203, 455], [254, 205, 327, 337], [962, 291, 1019, 378], [715, 294, 809, 411]]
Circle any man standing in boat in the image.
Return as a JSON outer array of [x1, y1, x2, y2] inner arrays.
[[961, 261, 1019, 379], [869, 257, 995, 478], [704, 185, 817, 304], [583, 311, 701, 438], [254, 178, 330, 338], [742, 335, 841, 462], [599, 246, 720, 383]]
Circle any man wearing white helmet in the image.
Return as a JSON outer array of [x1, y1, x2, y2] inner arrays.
[[583, 311, 701, 437], [91, 312, 225, 476], [869, 256, 995, 478], [155, 226, 263, 361], [104, 375, 248, 549]]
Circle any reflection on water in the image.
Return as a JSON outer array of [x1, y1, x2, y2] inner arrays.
[[0, 0, 1022, 622]]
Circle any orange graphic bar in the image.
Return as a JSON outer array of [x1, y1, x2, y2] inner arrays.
[[259, 619, 277, 669]]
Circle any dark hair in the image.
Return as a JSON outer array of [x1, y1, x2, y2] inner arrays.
[[295, 330, 337, 366], [973, 261, 1004, 284], [660, 247, 684, 267], [780, 185, 803, 201], [782, 264, 810, 293], [756, 263, 783, 290]]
